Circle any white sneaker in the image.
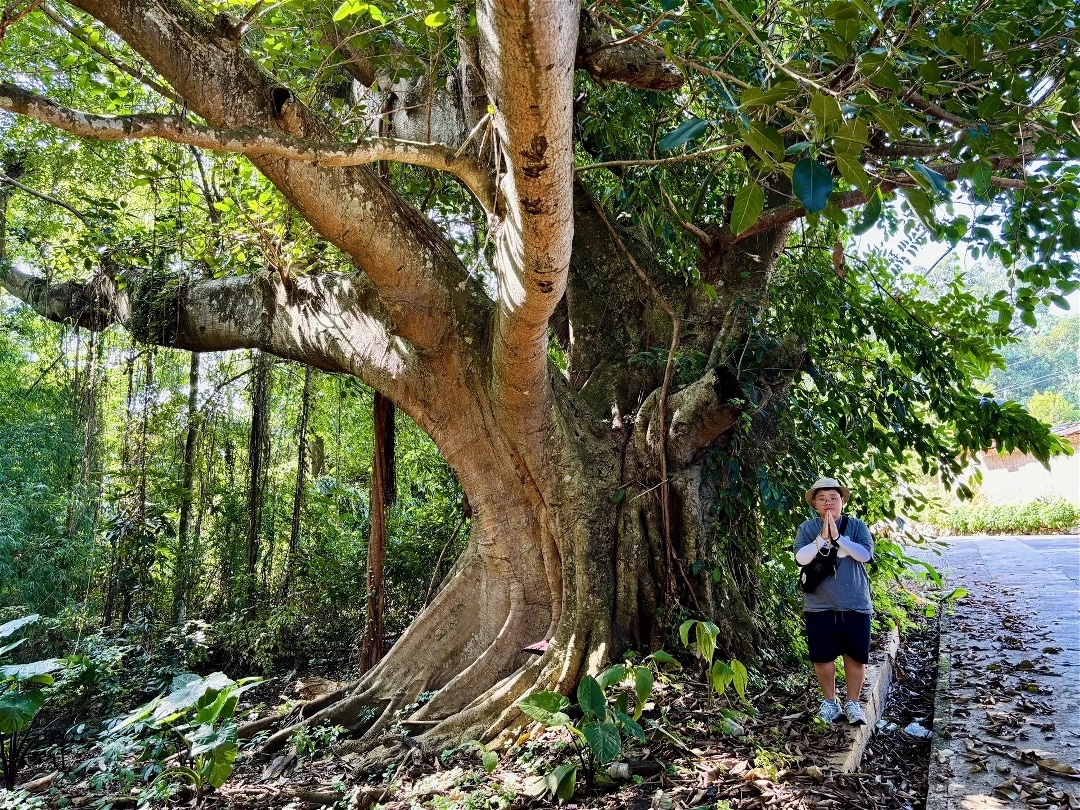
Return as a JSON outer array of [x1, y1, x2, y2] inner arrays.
[[843, 700, 867, 725], [818, 699, 842, 723]]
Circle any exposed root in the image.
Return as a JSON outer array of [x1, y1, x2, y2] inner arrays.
[[259, 688, 401, 756]]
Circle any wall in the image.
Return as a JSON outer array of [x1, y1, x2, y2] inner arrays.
[[976, 426, 1080, 504]]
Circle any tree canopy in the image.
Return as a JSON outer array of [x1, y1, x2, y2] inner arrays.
[[1, 0, 1077, 753]]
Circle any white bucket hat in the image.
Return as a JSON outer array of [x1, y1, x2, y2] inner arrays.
[[805, 477, 850, 506]]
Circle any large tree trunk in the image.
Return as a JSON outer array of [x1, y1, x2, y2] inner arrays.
[[0, 0, 804, 761]]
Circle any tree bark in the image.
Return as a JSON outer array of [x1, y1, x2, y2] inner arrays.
[[359, 391, 395, 673]]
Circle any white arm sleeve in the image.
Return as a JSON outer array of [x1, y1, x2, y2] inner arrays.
[[836, 535, 871, 563], [795, 539, 823, 565]]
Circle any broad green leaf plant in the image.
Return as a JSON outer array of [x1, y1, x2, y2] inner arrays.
[[679, 620, 750, 735], [518, 663, 654, 803], [0, 615, 63, 790], [106, 671, 261, 800]]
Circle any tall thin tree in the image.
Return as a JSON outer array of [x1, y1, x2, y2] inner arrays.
[[359, 391, 395, 672], [244, 350, 271, 605], [173, 351, 200, 622], [282, 365, 313, 603]]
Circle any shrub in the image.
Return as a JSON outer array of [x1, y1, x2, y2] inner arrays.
[[940, 498, 1080, 535]]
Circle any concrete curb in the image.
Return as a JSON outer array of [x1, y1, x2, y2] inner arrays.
[[832, 625, 901, 773]]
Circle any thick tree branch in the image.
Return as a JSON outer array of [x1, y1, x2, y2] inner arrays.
[[0, 265, 128, 330], [577, 10, 683, 92], [320, 24, 377, 88], [665, 369, 741, 467], [0, 82, 495, 212], [0, 263, 424, 405], [479, 0, 578, 413], [66, 0, 482, 353]]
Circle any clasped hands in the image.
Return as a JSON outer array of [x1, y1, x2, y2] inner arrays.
[[817, 513, 841, 550]]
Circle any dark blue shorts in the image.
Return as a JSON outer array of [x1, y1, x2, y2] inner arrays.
[[804, 610, 871, 664]]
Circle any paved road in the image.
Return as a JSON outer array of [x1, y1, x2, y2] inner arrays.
[[926, 534, 1080, 810]]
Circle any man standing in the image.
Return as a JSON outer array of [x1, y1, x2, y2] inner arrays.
[[794, 477, 875, 724]]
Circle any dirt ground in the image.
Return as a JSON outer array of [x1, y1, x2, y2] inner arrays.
[[9, 616, 953, 810]]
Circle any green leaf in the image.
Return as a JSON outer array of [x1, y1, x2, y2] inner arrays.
[[424, 11, 448, 27], [0, 615, 39, 640], [833, 118, 868, 155], [153, 672, 232, 724], [187, 723, 237, 758], [659, 118, 710, 152], [577, 675, 607, 720], [581, 720, 622, 763], [678, 620, 695, 647], [743, 121, 785, 161], [332, 1, 367, 21], [719, 715, 746, 735], [853, 187, 882, 235], [646, 650, 681, 669], [730, 659, 749, 699], [730, 184, 765, 236], [911, 162, 950, 197], [610, 487, 626, 504], [872, 108, 902, 139], [740, 81, 799, 108], [597, 665, 627, 689], [831, 5, 861, 41], [969, 162, 993, 197], [633, 666, 654, 720], [902, 187, 937, 231], [810, 93, 845, 132], [0, 690, 45, 733], [194, 689, 234, 726], [0, 658, 61, 682], [942, 587, 968, 601], [616, 711, 646, 741], [546, 762, 578, 802], [836, 153, 871, 195], [482, 749, 498, 773], [710, 659, 735, 694], [518, 691, 571, 727], [792, 158, 834, 213], [850, 0, 884, 31], [201, 738, 239, 789], [695, 621, 719, 665]]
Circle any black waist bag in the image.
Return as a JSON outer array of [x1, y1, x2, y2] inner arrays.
[[799, 516, 848, 593]]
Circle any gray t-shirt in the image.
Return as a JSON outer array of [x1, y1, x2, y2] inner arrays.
[[793, 516, 875, 613]]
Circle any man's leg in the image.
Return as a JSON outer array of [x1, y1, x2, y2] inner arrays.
[[842, 655, 865, 701], [814, 661, 837, 700]]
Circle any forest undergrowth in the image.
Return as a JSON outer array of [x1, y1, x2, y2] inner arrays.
[[1, 591, 947, 810]]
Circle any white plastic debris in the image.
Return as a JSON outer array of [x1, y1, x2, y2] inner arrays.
[[902, 721, 933, 739]]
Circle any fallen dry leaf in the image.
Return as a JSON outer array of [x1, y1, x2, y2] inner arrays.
[[1037, 759, 1080, 780]]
